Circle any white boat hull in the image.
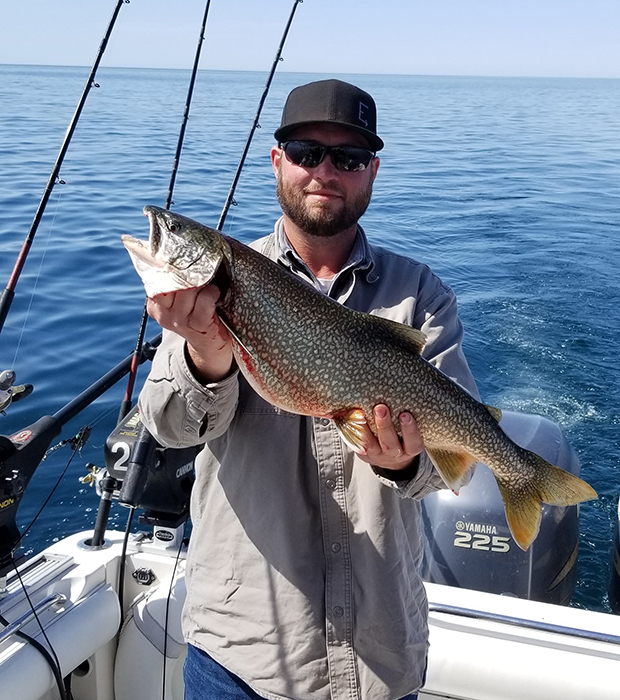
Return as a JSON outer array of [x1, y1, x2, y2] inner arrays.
[[2, 529, 619, 700]]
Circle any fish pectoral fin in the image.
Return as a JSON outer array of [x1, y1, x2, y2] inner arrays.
[[217, 313, 254, 357], [484, 404, 503, 422], [333, 409, 368, 453], [426, 447, 478, 493]]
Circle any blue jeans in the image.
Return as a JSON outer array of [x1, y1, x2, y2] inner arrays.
[[184, 643, 418, 699]]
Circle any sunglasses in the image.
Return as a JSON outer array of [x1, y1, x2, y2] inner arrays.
[[280, 140, 376, 172]]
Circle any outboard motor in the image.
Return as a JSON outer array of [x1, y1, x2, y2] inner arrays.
[[421, 411, 582, 605], [608, 497, 620, 613]]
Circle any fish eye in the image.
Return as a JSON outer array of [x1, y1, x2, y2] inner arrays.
[[169, 223, 179, 232]]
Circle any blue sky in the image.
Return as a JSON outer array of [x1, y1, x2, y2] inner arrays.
[[1, 0, 619, 78]]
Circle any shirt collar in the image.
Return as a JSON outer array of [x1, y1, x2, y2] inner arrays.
[[273, 216, 378, 286]]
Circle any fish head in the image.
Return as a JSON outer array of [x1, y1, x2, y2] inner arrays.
[[122, 205, 230, 298]]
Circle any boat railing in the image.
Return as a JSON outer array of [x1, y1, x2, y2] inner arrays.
[[0, 593, 66, 645], [429, 601, 620, 646]]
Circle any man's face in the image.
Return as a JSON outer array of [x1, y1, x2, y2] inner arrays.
[[271, 124, 380, 238]]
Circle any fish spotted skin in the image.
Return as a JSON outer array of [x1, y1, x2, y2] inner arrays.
[[124, 205, 597, 550]]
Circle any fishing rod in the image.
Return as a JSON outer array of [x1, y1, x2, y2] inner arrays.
[[165, 0, 213, 212], [217, 0, 304, 231], [0, 0, 130, 338], [118, 0, 303, 418], [117, 0, 213, 424]]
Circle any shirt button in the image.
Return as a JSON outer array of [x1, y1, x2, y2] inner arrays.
[[331, 542, 341, 553], [333, 606, 344, 618], [320, 418, 331, 427], [325, 479, 336, 490]]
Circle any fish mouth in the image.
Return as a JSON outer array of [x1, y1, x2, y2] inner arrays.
[[120, 206, 167, 279], [123, 205, 232, 299]]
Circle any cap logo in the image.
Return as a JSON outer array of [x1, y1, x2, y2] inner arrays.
[[358, 101, 369, 127]]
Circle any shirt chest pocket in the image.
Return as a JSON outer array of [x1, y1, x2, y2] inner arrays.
[[237, 375, 297, 417]]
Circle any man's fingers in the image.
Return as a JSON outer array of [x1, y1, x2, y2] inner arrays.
[[146, 285, 222, 337], [399, 411, 424, 456], [187, 286, 222, 335], [373, 404, 403, 457], [351, 405, 423, 473]]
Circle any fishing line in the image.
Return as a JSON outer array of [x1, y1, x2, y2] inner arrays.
[[12, 429, 90, 556], [151, 5, 303, 694], [0, 0, 131, 337], [120, 0, 304, 413], [161, 519, 189, 700], [0, 611, 71, 700], [9, 185, 65, 369], [115, 7, 305, 692], [0, 611, 69, 700], [116, 506, 136, 622]]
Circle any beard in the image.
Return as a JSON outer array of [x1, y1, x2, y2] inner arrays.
[[276, 168, 374, 238]]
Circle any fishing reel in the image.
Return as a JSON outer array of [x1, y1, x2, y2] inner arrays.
[[0, 370, 33, 416]]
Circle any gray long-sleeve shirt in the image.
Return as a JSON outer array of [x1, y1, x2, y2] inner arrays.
[[138, 218, 479, 700]]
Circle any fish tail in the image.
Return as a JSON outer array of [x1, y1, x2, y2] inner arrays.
[[498, 451, 597, 551]]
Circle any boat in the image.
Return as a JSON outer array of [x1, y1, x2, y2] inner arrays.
[[2, 377, 619, 700], [2, 4, 619, 700]]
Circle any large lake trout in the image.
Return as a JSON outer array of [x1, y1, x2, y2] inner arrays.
[[123, 205, 597, 550]]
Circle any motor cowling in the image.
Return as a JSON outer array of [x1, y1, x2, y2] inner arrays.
[[421, 411, 582, 605]]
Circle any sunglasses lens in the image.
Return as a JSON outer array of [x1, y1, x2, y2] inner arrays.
[[282, 141, 324, 168], [281, 141, 374, 172], [331, 147, 374, 172]]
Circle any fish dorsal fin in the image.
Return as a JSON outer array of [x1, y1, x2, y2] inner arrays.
[[333, 408, 367, 452], [484, 405, 503, 422], [376, 317, 426, 354], [426, 447, 478, 494]]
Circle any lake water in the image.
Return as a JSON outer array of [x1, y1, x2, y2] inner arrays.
[[1, 65, 619, 611]]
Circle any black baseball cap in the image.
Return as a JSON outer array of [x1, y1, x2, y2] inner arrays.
[[274, 79, 384, 152]]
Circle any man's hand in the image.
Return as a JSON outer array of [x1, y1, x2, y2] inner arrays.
[[146, 285, 234, 384], [355, 404, 424, 472]]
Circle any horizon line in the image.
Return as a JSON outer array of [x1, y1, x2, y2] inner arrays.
[[1, 62, 619, 82]]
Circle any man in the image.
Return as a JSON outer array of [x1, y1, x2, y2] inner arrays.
[[138, 79, 479, 700]]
